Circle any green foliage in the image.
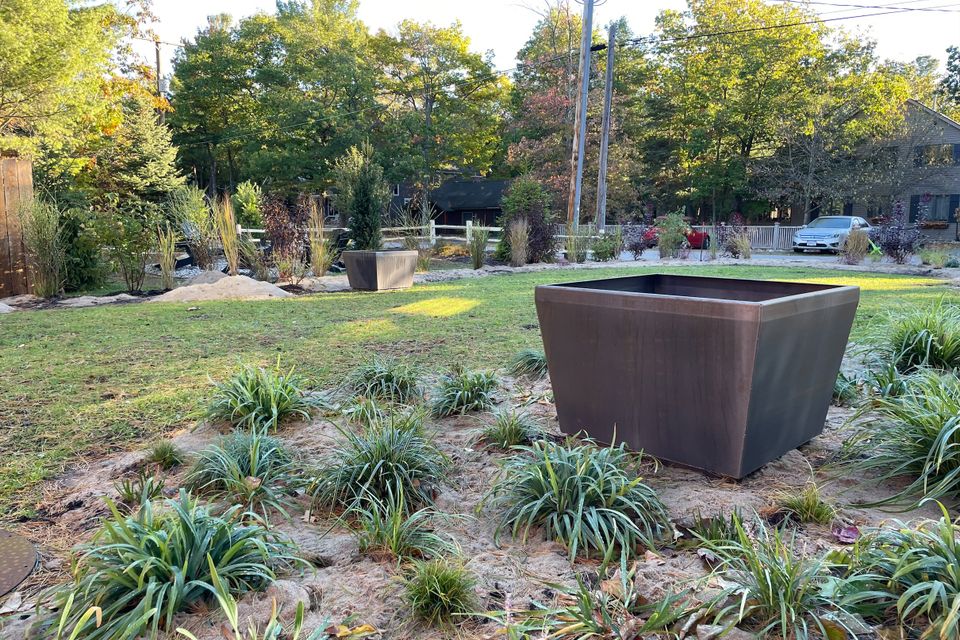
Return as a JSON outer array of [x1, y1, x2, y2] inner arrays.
[[113, 469, 164, 507], [308, 199, 336, 277], [862, 361, 909, 400], [44, 491, 297, 640], [833, 371, 859, 406], [679, 510, 743, 547], [508, 348, 548, 379], [232, 181, 263, 228], [334, 142, 388, 251], [88, 201, 157, 292], [19, 198, 66, 297], [704, 517, 858, 638], [403, 557, 477, 625], [169, 185, 215, 270], [238, 234, 271, 281], [185, 429, 296, 517], [341, 395, 389, 429], [491, 441, 669, 564], [309, 424, 448, 512], [834, 505, 960, 636], [156, 223, 178, 290], [885, 300, 960, 371], [477, 409, 543, 449], [60, 207, 106, 292], [591, 229, 623, 262], [214, 198, 240, 276], [565, 225, 590, 263], [207, 361, 315, 430], [347, 357, 422, 404], [920, 248, 950, 269], [844, 368, 960, 508], [349, 489, 458, 562], [469, 227, 489, 270], [430, 367, 498, 417], [775, 482, 837, 525], [144, 441, 185, 470], [657, 212, 689, 259], [499, 177, 556, 263]]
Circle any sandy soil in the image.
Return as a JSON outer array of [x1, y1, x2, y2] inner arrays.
[[0, 367, 940, 640], [150, 275, 294, 303]]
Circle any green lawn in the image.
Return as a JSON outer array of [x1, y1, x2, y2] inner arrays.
[[0, 264, 953, 518]]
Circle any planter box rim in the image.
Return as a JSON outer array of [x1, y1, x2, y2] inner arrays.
[[342, 249, 418, 256], [536, 273, 858, 307]]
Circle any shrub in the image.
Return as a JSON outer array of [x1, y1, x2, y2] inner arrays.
[[114, 469, 165, 507], [341, 395, 389, 428], [843, 369, 960, 508], [469, 227, 488, 269], [185, 429, 296, 517], [491, 441, 669, 564], [169, 186, 215, 270], [477, 409, 543, 449], [349, 490, 458, 562], [90, 202, 156, 292], [20, 198, 65, 297], [704, 518, 858, 638], [42, 491, 297, 640], [885, 300, 960, 371], [309, 425, 448, 512], [920, 248, 950, 268], [499, 176, 556, 263], [591, 228, 623, 262], [508, 348, 548, 380], [841, 227, 871, 265], [232, 180, 263, 228], [156, 223, 178, 290], [262, 195, 307, 258], [435, 242, 470, 259], [307, 198, 336, 277], [834, 505, 960, 636], [403, 557, 477, 625], [508, 218, 529, 267], [214, 197, 239, 276], [729, 232, 752, 259], [431, 367, 498, 417], [657, 212, 689, 259], [333, 142, 388, 251], [622, 223, 649, 260], [774, 482, 836, 525], [347, 357, 422, 404], [870, 200, 921, 264], [833, 371, 858, 406], [716, 213, 750, 258], [565, 224, 590, 263], [144, 441, 185, 470], [274, 247, 308, 284], [61, 207, 107, 292], [207, 361, 316, 430]]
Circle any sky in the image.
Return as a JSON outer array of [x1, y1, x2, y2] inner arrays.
[[134, 0, 960, 77]]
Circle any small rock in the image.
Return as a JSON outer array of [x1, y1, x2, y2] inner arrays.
[[697, 624, 757, 640], [0, 302, 14, 313]]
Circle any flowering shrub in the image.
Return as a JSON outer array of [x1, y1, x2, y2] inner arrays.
[[870, 200, 921, 264]]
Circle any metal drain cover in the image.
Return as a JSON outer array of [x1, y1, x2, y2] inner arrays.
[[0, 531, 38, 597]]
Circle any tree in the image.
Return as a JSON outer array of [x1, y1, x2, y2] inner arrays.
[[939, 46, 960, 119], [333, 142, 389, 251], [373, 20, 508, 215]]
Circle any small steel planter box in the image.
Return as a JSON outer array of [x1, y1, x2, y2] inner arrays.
[[535, 274, 859, 478], [343, 250, 417, 291]]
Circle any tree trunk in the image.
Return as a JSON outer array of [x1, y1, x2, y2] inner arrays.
[[207, 143, 218, 199]]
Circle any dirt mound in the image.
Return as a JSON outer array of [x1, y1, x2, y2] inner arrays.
[[187, 270, 229, 286], [150, 275, 293, 303]]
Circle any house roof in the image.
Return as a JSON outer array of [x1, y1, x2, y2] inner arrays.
[[430, 179, 509, 212], [906, 98, 960, 132]]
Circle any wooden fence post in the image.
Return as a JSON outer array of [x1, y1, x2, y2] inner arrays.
[[429, 220, 436, 246], [0, 158, 33, 296], [466, 220, 473, 242], [772, 222, 781, 251]]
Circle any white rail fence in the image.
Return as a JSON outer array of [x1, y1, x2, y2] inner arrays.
[[237, 221, 802, 252]]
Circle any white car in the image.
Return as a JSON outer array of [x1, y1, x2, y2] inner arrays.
[[792, 216, 871, 254]]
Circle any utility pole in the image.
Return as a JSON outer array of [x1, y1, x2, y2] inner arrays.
[[595, 22, 616, 233], [154, 37, 164, 124], [566, 0, 594, 229]]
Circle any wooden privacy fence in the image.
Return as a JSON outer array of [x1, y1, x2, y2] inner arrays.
[[0, 158, 34, 296]]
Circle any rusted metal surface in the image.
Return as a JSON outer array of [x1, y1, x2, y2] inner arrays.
[[0, 158, 33, 297], [342, 250, 418, 291], [0, 530, 37, 597], [535, 274, 859, 479]]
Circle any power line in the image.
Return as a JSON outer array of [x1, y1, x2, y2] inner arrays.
[[775, 0, 960, 12]]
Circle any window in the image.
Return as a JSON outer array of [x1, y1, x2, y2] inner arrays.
[[910, 194, 960, 222], [913, 144, 960, 167], [393, 184, 400, 197]]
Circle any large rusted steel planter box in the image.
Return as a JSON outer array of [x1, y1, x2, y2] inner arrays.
[[535, 274, 859, 478], [343, 250, 417, 291]]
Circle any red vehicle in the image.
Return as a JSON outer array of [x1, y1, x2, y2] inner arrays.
[[641, 224, 712, 249]]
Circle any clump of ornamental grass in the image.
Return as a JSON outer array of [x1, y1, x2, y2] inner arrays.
[[703, 517, 860, 638], [348, 488, 459, 562], [469, 227, 489, 269], [309, 425, 448, 512], [833, 371, 858, 406], [156, 223, 178, 290], [114, 469, 165, 507], [832, 504, 960, 637], [509, 218, 529, 267], [19, 198, 65, 298], [308, 198, 337, 277], [883, 300, 960, 372], [214, 197, 239, 276], [41, 491, 297, 640], [842, 369, 960, 508], [208, 360, 316, 430], [476, 409, 543, 449], [347, 357, 423, 404], [431, 367, 498, 417], [144, 440, 185, 470], [185, 429, 296, 518], [508, 348, 548, 380], [861, 361, 909, 400], [774, 482, 837, 525], [490, 440, 669, 565], [341, 395, 388, 428], [677, 509, 744, 548], [403, 557, 477, 626], [483, 573, 697, 637]]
